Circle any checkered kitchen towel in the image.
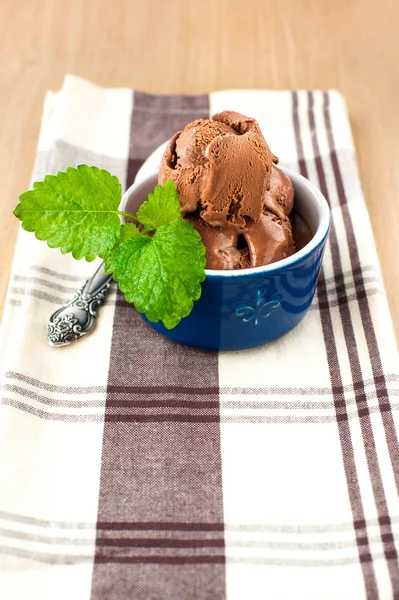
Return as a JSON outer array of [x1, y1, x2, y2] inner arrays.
[[0, 75, 399, 600]]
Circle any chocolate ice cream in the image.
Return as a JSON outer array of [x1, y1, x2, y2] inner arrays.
[[159, 111, 298, 270]]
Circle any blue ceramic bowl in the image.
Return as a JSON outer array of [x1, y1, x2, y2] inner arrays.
[[121, 168, 330, 351]]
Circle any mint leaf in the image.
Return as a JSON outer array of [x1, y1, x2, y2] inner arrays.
[[136, 179, 181, 230], [103, 223, 142, 273], [14, 165, 122, 261], [108, 219, 206, 329]]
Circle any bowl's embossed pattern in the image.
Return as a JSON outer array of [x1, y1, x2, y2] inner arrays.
[[234, 288, 282, 325]]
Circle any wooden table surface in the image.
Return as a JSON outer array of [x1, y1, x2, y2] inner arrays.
[[1, 0, 398, 344]]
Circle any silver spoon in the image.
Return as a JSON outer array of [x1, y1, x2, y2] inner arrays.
[[47, 263, 112, 347]]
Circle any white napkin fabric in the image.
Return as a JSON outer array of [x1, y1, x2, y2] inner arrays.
[[0, 75, 399, 600]]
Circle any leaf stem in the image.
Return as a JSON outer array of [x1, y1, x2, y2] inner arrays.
[[117, 210, 139, 222]]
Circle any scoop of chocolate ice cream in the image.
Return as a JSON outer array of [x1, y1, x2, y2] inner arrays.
[[159, 111, 296, 270], [185, 207, 295, 270]]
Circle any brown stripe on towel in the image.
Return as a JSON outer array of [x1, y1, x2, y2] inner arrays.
[[91, 93, 227, 600]]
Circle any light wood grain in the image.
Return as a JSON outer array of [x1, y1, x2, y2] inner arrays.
[[1, 0, 398, 343]]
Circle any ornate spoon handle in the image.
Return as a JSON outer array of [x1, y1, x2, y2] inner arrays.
[[47, 263, 113, 347]]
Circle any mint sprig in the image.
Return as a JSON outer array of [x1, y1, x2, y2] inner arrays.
[[14, 166, 206, 330]]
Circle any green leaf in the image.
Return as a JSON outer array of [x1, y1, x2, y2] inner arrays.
[[14, 165, 122, 261], [103, 223, 142, 273], [109, 219, 206, 329], [136, 179, 181, 231]]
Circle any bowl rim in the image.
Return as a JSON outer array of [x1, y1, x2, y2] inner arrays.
[[120, 166, 330, 278]]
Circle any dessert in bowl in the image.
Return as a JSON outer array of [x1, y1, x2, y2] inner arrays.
[[121, 111, 330, 351], [14, 110, 330, 352]]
